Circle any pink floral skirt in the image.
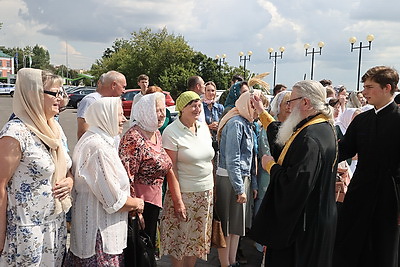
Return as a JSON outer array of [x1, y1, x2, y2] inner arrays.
[[160, 189, 213, 261]]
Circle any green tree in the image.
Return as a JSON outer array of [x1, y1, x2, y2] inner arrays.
[[31, 44, 51, 70], [90, 27, 253, 98], [90, 27, 197, 94], [2, 45, 52, 71]]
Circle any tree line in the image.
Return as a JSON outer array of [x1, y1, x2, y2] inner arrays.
[[1, 27, 251, 98]]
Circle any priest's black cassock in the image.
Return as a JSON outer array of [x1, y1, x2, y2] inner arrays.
[[334, 102, 400, 267], [250, 111, 338, 267]]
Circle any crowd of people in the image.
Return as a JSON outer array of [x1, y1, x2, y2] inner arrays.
[[0, 65, 399, 267]]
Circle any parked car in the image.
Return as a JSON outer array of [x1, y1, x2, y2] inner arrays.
[[0, 83, 15, 97], [67, 87, 96, 108], [63, 85, 78, 93], [121, 89, 175, 117]]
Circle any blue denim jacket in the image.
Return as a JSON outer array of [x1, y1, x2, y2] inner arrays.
[[219, 115, 254, 194], [203, 102, 224, 125]]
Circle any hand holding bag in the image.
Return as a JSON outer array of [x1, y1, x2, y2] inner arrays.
[[124, 213, 156, 267]]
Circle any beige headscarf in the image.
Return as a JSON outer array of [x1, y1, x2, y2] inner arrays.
[[13, 68, 71, 214], [217, 90, 261, 140]]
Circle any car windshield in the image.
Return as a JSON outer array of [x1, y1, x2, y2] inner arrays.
[[122, 91, 139, 101]]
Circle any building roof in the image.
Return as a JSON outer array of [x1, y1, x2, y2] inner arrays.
[[0, 51, 12, 58]]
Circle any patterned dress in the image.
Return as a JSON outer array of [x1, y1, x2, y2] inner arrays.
[[0, 119, 69, 267]]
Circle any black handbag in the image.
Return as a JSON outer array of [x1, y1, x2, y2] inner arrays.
[[124, 214, 156, 267]]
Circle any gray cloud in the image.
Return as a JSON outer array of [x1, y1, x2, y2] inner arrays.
[[2, 0, 399, 88]]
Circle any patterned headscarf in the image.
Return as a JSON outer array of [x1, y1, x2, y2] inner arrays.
[[224, 82, 242, 108], [13, 68, 71, 214], [85, 97, 121, 137], [132, 92, 165, 132]]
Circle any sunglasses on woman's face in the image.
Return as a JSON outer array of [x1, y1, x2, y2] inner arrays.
[[43, 90, 62, 98]]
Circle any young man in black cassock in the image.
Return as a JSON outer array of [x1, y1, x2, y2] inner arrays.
[[249, 80, 338, 267], [333, 66, 400, 267]]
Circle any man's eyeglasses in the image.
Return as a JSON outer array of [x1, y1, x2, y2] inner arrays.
[[286, 96, 303, 105], [43, 90, 62, 98]]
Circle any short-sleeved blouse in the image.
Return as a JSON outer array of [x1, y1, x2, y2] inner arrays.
[[119, 127, 172, 207], [162, 119, 215, 193]]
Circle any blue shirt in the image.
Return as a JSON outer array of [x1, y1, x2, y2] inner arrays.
[[219, 115, 254, 194], [203, 102, 224, 125]]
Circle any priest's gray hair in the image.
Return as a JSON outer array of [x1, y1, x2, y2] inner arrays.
[[293, 80, 334, 123]]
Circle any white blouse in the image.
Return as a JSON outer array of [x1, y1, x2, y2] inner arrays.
[[69, 128, 130, 258]]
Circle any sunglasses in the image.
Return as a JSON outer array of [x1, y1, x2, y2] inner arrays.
[[43, 90, 62, 98]]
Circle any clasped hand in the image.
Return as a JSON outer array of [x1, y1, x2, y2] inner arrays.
[[53, 177, 73, 200]]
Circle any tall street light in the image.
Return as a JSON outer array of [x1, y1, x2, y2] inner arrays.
[[304, 41, 325, 80], [349, 34, 375, 91], [239, 51, 252, 79], [268, 47, 285, 87], [215, 54, 226, 67]]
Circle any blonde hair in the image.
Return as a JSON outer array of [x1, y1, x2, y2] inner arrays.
[[42, 70, 62, 90]]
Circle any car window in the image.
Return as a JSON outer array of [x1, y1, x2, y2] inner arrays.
[[123, 91, 139, 101]]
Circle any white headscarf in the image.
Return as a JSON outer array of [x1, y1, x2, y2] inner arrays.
[[132, 92, 165, 132], [85, 97, 121, 137], [270, 91, 291, 117], [336, 108, 359, 135], [13, 68, 71, 214]]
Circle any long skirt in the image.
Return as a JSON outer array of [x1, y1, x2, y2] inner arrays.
[[215, 175, 250, 236], [160, 189, 213, 261], [63, 231, 124, 267]]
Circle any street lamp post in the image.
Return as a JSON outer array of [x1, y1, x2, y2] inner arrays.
[[215, 54, 226, 67], [239, 51, 252, 79], [304, 42, 325, 80], [268, 47, 285, 87], [349, 34, 374, 91]]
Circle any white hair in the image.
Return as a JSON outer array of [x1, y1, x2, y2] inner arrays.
[[293, 80, 334, 123]]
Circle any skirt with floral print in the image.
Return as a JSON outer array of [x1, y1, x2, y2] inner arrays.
[[160, 189, 213, 261], [0, 215, 66, 267], [63, 231, 124, 267]]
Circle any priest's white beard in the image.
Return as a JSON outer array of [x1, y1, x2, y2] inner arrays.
[[276, 105, 303, 146]]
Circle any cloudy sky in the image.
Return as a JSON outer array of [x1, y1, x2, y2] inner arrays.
[[1, 0, 399, 91]]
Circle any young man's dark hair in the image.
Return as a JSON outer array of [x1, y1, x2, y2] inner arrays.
[[273, 84, 287, 96], [231, 74, 244, 83], [187, 76, 202, 90], [361, 65, 399, 94], [137, 74, 149, 82], [319, 79, 332, 87]]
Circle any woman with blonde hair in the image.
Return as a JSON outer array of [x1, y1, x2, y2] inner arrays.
[[0, 68, 73, 266]]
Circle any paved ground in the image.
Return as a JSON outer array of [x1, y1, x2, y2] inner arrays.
[[157, 236, 264, 266], [0, 96, 264, 266]]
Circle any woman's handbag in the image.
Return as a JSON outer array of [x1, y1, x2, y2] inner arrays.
[[124, 213, 156, 267], [211, 208, 227, 248]]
